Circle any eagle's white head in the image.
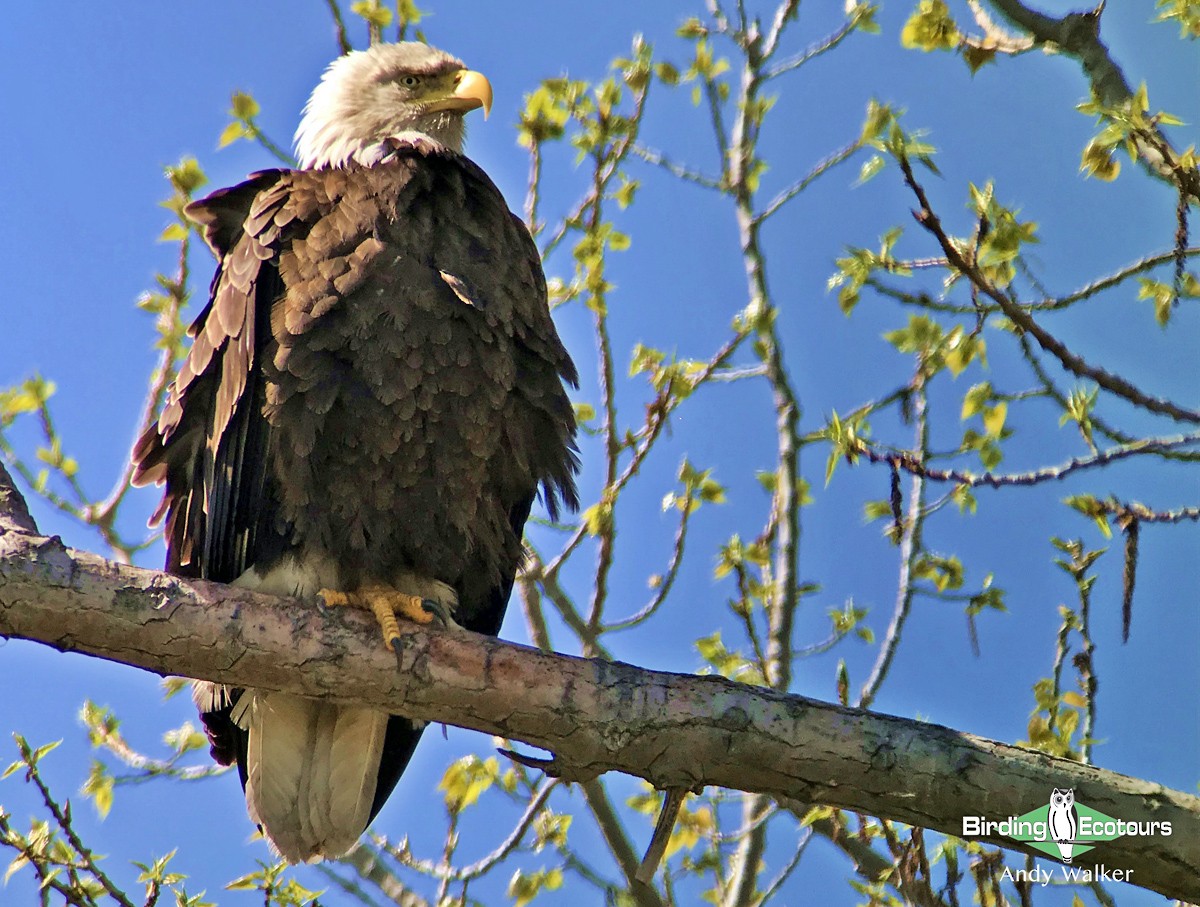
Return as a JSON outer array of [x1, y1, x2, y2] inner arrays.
[[294, 42, 493, 169]]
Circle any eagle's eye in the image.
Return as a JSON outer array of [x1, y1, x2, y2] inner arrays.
[[399, 75, 421, 88]]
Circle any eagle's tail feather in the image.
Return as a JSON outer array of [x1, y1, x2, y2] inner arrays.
[[326, 706, 390, 848], [236, 691, 387, 863]]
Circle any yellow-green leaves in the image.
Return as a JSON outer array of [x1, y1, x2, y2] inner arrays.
[[913, 552, 964, 592], [829, 601, 873, 643], [858, 100, 938, 175], [1059, 385, 1098, 446], [214, 93, 294, 165], [848, 2, 881, 35], [1077, 82, 1185, 184], [614, 35, 653, 93], [231, 90, 261, 120], [967, 573, 1006, 617], [883, 313, 940, 356], [829, 226, 910, 315], [665, 799, 715, 860], [859, 98, 895, 146], [34, 436, 77, 481], [1023, 541, 1104, 761], [629, 343, 708, 402], [836, 661, 851, 705], [82, 760, 115, 818], [572, 401, 597, 430], [161, 722, 207, 755], [715, 533, 769, 581], [952, 482, 977, 515], [518, 37, 648, 157], [695, 631, 766, 685], [159, 158, 206, 257], [394, 0, 424, 30], [822, 410, 867, 484], [960, 382, 992, 421], [959, 381, 1008, 469], [0, 376, 78, 491], [1138, 273, 1199, 326], [1065, 494, 1114, 539], [227, 863, 321, 904], [1138, 278, 1176, 326], [882, 315, 985, 380], [967, 181, 1038, 287], [525, 47, 647, 325], [132, 851, 188, 893], [508, 867, 563, 906], [1155, 0, 1200, 37], [1080, 139, 1121, 181], [613, 175, 640, 209], [855, 153, 886, 187], [0, 376, 55, 430], [663, 459, 726, 514], [1025, 679, 1082, 758], [683, 39, 730, 106], [654, 61, 680, 86], [439, 754, 503, 815], [532, 810, 571, 851], [218, 91, 260, 148], [581, 498, 613, 536], [351, 0, 393, 31], [944, 331, 986, 376], [981, 401, 1007, 437], [165, 157, 206, 197], [519, 80, 583, 148], [901, 0, 960, 52], [899, 0, 999, 72], [4, 737, 61, 779]]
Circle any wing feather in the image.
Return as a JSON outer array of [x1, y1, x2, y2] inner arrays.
[[131, 172, 291, 582]]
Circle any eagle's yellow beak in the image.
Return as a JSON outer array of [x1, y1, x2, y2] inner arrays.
[[424, 69, 493, 120], [454, 70, 493, 119]]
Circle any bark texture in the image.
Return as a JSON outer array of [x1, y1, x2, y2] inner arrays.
[[1, 494, 1197, 900]]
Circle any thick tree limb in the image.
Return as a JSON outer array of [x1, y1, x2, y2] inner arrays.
[[0, 492, 1197, 900]]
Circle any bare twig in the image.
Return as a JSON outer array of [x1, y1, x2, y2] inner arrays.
[[323, 0, 354, 56], [635, 788, 688, 884], [859, 375, 928, 710]]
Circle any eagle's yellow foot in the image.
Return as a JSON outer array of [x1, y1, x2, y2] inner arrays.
[[319, 584, 437, 652]]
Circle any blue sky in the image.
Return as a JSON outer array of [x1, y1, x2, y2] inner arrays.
[[1, 2, 1197, 905]]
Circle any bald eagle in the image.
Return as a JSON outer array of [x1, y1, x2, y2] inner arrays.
[[132, 42, 578, 863]]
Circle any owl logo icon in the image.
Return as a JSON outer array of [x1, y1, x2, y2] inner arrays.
[[1047, 788, 1079, 863]]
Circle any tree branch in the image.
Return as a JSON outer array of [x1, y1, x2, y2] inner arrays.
[[1, 488, 1197, 900], [986, 0, 1200, 203], [897, 153, 1200, 425]]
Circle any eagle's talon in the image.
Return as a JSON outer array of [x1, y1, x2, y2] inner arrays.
[[318, 588, 352, 609], [420, 597, 453, 628], [370, 598, 403, 653], [318, 586, 424, 651]]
